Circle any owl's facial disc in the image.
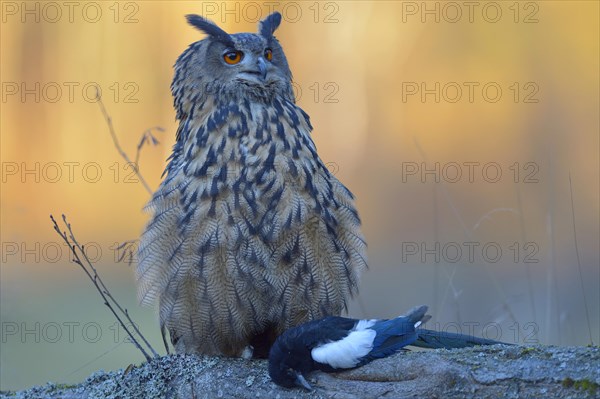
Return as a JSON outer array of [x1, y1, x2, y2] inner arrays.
[[222, 49, 274, 85], [226, 52, 265, 80], [219, 34, 280, 86]]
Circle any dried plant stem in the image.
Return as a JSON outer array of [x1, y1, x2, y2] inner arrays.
[[568, 174, 594, 345], [413, 138, 519, 328], [514, 186, 537, 327], [50, 214, 159, 360]]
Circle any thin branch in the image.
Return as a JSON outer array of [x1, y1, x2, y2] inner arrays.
[[94, 88, 165, 350], [472, 208, 518, 231], [95, 88, 161, 195], [568, 174, 594, 345], [64, 341, 125, 379], [50, 214, 159, 360], [135, 127, 164, 167]]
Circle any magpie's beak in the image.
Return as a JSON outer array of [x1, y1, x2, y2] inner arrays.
[[294, 372, 313, 391]]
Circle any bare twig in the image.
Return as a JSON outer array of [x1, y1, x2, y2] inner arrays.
[[135, 127, 164, 167], [95, 89, 161, 266], [95, 88, 162, 195], [93, 88, 166, 350], [64, 341, 125, 379], [568, 174, 594, 345], [95, 88, 162, 271], [472, 208, 518, 231], [50, 214, 159, 360]]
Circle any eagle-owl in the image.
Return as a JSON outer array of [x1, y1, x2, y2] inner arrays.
[[137, 11, 367, 357]]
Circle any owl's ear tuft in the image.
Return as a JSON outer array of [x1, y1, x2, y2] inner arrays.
[[186, 14, 234, 47], [259, 12, 282, 38]]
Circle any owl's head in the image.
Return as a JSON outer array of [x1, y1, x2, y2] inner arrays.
[[172, 12, 294, 116]]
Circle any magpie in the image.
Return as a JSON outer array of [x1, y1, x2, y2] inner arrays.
[[268, 305, 505, 390]]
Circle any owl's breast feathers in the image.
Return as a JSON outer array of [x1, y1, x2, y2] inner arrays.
[[137, 95, 367, 356]]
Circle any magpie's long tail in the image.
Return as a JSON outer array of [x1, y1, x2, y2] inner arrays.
[[413, 328, 509, 349]]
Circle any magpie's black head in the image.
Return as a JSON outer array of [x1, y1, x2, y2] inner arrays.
[[268, 326, 315, 390]]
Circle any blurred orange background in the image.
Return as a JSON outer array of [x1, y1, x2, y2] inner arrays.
[[1, 0, 598, 391]]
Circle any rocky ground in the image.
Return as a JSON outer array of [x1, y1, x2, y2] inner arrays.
[[2, 345, 598, 399]]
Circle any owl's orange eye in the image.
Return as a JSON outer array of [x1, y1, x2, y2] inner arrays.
[[223, 51, 243, 65], [264, 48, 273, 61]]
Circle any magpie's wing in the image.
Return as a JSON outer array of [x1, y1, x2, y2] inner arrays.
[[284, 316, 358, 350], [308, 316, 358, 344], [309, 317, 381, 371], [358, 305, 429, 364]]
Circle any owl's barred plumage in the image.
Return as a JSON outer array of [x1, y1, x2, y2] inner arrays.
[[137, 12, 367, 357]]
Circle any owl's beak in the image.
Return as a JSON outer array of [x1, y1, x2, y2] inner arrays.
[[257, 57, 268, 80], [239, 56, 268, 83]]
